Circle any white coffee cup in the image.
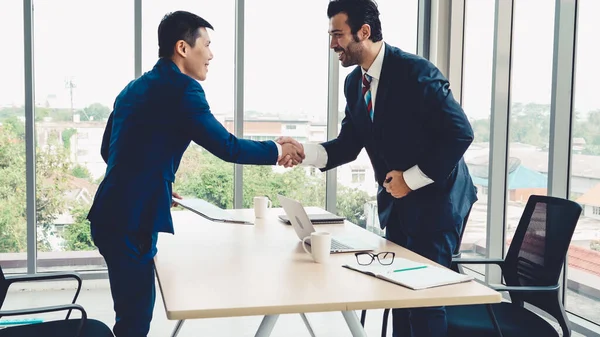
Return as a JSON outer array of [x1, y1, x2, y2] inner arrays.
[[253, 196, 272, 218], [302, 232, 331, 263]]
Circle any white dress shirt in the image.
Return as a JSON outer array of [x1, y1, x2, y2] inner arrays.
[[301, 42, 434, 191]]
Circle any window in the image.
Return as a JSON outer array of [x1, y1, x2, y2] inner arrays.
[[0, 1, 25, 273], [566, 0, 600, 324], [243, 0, 328, 209], [351, 169, 366, 183], [143, 1, 236, 210], [505, 0, 553, 245], [460, 0, 495, 262], [337, 0, 419, 232], [32, 0, 133, 270]]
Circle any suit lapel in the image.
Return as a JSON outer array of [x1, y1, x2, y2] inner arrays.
[[372, 44, 391, 129]]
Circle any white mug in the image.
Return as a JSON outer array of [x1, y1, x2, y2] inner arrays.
[[302, 232, 331, 263], [253, 196, 272, 218]]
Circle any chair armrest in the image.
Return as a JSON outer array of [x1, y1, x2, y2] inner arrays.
[[0, 303, 87, 337], [4, 272, 82, 319], [452, 258, 505, 267], [489, 284, 560, 293], [5, 272, 82, 287]]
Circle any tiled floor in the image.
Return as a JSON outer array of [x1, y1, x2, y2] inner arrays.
[[1, 278, 585, 336]]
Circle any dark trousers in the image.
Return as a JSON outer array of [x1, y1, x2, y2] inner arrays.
[[92, 226, 158, 337], [386, 225, 459, 337]]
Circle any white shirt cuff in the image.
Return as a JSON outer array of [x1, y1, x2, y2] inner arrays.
[[273, 141, 282, 161], [403, 165, 434, 191], [301, 143, 328, 169]]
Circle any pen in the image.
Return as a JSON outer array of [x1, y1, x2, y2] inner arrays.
[[393, 266, 427, 273]]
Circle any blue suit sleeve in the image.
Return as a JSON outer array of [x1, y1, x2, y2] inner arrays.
[[181, 84, 278, 165], [100, 112, 113, 164], [416, 65, 474, 182], [320, 76, 364, 170]]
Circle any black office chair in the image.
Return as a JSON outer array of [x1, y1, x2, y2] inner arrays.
[[0, 265, 113, 337], [361, 198, 476, 337], [447, 195, 582, 337]]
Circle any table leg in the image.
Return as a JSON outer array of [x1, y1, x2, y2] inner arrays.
[[170, 320, 185, 337], [254, 315, 280, 337], [299, 313, 317, 337], [341, 311, 368, 337]]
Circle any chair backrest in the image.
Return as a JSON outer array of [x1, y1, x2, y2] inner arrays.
[[0, 265, 8, 308], [503, 195, 582, 336]]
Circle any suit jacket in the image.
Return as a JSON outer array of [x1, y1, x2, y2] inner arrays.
[[87, 58, 278, 234], [321, 44, 477, 235]]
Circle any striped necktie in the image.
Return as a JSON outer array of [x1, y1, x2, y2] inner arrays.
[[362, 73, 373, 121]]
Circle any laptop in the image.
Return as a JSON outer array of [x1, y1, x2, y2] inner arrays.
[[277, 195, 375, 253], [278, 212, 345, 225], [173, 198, 253, 225]]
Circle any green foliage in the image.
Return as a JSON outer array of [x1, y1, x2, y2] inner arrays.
[[471, 104, 600, 155], [80, 103, 111, 122], [62, 128, 77, 150], [71, 164, 91, 179], [0, 120, 71, 253], [63, 203, 95, 251]]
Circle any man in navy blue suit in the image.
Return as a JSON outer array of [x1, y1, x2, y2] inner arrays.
[[87, 11, 303, 337], [279, 1, 477, 336]]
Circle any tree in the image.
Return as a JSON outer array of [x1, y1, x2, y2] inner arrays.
[[0, 120, 71, 253], [80, 103, 110, 122], [63, 202, 95, 251]]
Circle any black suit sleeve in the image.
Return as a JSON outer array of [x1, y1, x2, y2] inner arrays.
[[320, 75, 365, 170], [416, 64, 474, 182]]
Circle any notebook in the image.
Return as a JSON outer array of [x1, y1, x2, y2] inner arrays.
[[278, 213, 346, 224], [343, 257, 473, 290]]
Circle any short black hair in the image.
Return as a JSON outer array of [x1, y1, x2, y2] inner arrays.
[[327, 0, 383, 42], [158, 11, 214, 58]]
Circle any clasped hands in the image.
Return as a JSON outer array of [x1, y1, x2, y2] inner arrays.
[[275, 136, 305, 168]]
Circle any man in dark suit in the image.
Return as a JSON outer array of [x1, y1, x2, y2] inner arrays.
[[278, 1, 477, 336], [87, 11, 302, 337]]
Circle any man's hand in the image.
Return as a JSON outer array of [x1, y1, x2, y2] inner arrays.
[[276, 136, 305, 168], [171, 191, 182, 207], [383, 170, 412, 199]]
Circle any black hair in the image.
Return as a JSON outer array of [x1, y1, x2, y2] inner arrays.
[[158, 11, 214, 58], [327, 0, 383, 42]]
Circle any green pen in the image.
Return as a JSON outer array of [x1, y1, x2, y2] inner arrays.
[[393, 265, 427, 272]]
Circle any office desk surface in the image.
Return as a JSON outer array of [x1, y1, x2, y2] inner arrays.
[[155, 207, 501, 320]]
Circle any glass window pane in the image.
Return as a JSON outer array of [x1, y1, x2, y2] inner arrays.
[[143, 1, 235, 209], [243, 0, 328, 209], [566, 0, 600, 324], [33, 0, 133, 270], [505, 0, 554, 247], [336, 0, 419, 233], [461, 0, 495, 269], [0, 1, 25, 273]]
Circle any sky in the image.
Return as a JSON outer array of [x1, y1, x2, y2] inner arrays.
[[0, 0, 598, 121]]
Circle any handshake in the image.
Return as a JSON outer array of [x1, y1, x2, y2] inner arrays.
[[275, 136, 305, 168]]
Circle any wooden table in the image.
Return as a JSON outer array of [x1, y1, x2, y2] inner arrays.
[[155, 207, 501, 337]]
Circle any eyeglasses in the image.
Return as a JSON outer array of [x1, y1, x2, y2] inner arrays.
[[355, 251, 395, 266]]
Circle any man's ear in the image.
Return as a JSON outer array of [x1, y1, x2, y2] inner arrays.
[[175, 40, 187, 58], [358, 24, 371, 41]]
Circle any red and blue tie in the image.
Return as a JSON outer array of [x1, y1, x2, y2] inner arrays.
[[362, 73, 373, 121]]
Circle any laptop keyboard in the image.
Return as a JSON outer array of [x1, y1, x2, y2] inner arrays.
[[331, 239, 352, 250]]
